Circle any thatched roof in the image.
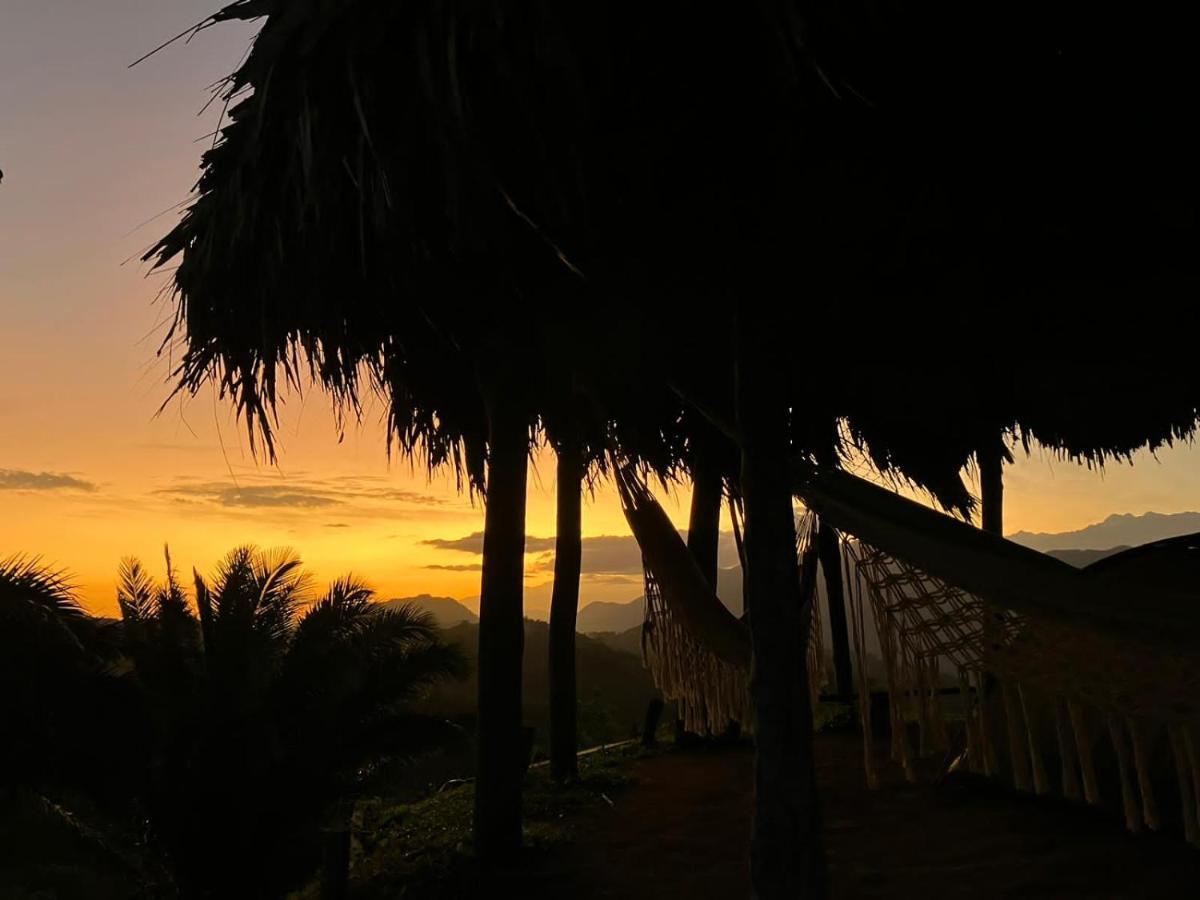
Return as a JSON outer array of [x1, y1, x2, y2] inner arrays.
[[148, 1, 1200, 500]]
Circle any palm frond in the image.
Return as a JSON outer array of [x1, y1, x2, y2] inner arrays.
[[208, 544, 258, 627], [194, 568, 215, 652], [252, 547, 310, 642], [159, 544, 192, 620], [362, 602, 443, 649], [116, 557, 157, 624], [0, 555, 92, 661], [0, 555, 85, 620], [292, 574, 375, 645], [321, 574, 375, 611], [357, 604, 468, 702]]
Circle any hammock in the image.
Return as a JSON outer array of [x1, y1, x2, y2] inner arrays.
[[620, 463, 1200, 844], [634, 509, 827, 735], [614, 467, 752, 733], [799, 466, 1200, 842], [839, 525, 1200, 843]]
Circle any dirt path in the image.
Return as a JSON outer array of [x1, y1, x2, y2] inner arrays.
[[532, 734, 1200, 899]]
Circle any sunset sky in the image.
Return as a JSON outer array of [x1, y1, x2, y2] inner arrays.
[[5, 1, 1200, 617]]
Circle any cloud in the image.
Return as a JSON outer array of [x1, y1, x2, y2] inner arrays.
[[581, 573, 641, 585], [0, 469, 96, 492], [324, 523, 350, 528], [578, 535, 653, 575], [423, 530, 740, 577], [423, 563, 483, 572], [155, 475, 454, 515], [159, 482, 339, 509], [422, 532, 486, 554], [324, 475, 448, 506]]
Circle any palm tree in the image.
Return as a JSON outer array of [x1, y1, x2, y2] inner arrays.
[[0, 556, 131, 803], [735, 318, 827, 896], [685, 422, 730, 590], [114, 547, 465, 898], [546, 430, 585, 782]]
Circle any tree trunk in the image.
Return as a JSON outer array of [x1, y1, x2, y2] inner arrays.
[[978, 440, 1004, 537], [688, 446, 723, 589], [977, 437, 1005, 755], [473, 393, 528, 860], [737, 322, 827, 899], [548, 441, 583, 782], [816, 521, 852, 701], [678, 441, 724, 741]]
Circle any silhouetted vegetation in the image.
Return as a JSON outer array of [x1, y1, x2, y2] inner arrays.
[[424, 619, 659, 758], [1, 549, 466, 898]]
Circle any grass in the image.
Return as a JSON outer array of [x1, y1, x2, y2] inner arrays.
[[321, 741, 655, 899], [294, 708, 849, 898], [814, 699, 857, 733]]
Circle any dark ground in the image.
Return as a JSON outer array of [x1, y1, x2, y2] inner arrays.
[[511, 733, 1200, 899]]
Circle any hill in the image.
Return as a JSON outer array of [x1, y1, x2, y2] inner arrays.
[[1045, 547, 1129, 568], [424, 620, 659, 753], [379, 594, 478, 629], [590, 624, 645, 658], [578, 598, 644, 633]]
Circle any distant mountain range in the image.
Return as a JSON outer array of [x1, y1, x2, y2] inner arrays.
[[1010, 510, 1200, 552], [576, 565, 743, 633], [403, 512, 1200, 635], [380, 594, 478, 629]]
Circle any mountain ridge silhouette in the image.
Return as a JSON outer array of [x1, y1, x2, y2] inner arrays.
[[1010, 510, 1200, 551]]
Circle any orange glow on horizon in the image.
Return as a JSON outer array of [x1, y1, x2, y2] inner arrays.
[[6, 6, 1200, 620]]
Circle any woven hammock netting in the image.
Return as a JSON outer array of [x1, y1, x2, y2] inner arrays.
[[639, 515, 823, 735], [641, 511, 1200, 846]]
